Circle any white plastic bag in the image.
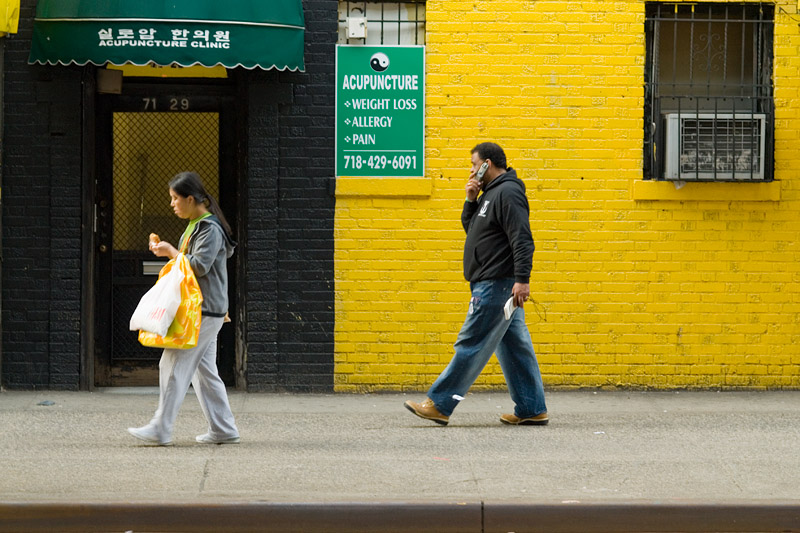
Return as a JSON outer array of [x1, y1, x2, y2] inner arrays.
[[129, 264, 185, 337]]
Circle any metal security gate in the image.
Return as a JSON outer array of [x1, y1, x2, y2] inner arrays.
[[643, 2, 774, 181], [94, 85, 238, 387]]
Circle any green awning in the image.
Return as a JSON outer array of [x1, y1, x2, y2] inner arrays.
[[29, 0, 304, 71]]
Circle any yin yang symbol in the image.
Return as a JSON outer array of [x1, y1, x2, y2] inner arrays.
[[370, 52, 390, 72]]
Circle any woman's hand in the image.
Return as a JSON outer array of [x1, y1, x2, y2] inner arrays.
[[150, 240, 178, 259]]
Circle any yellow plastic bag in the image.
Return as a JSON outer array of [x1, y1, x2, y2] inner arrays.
[[138, 253, 203, 349]]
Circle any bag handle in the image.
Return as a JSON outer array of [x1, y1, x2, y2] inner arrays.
[[179, 234, 190, 254], [178, 213, 212, 255]]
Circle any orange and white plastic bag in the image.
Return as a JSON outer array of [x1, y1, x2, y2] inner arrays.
[[129, 264, 183, 337], [136, 253, 203, 350]]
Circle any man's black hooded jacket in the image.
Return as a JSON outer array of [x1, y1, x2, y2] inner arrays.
[[461, 168, 534, 284]]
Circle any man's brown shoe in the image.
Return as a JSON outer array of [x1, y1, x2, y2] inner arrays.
[[404, 398, 449, 426], [500, 412, 549, 426]]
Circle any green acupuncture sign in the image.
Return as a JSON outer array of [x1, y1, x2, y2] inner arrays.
[[336, 45, 425, 178]]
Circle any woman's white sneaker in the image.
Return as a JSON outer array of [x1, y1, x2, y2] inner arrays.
[[127, 425, 173, 446], [196, 433, 240, 444]]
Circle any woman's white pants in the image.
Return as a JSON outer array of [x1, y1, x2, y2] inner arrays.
[[149, 316, 239, 441]]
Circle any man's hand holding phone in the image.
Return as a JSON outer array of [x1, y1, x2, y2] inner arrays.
[[466, 160, 490, 202], [465, 178, 481, 202]]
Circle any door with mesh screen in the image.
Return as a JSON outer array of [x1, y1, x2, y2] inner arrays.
[[94, 86, 238, 387]]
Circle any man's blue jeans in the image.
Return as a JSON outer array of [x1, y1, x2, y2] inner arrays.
[[427, 278, 547, 418]]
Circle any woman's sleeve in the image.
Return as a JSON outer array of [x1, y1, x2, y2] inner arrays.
[[185, 224, 223, 277]]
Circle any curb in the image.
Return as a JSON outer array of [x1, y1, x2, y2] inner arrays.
[[1, 501, 799, 532]]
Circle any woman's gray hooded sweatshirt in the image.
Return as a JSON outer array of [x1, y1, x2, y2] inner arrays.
[[180, 215, 236, 317]]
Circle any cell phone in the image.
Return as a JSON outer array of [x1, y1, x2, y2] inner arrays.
[[475, 161, 489, 182]]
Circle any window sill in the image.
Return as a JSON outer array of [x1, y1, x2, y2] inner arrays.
[[632, 180, 781, 202], [335, 176, 431, 198]]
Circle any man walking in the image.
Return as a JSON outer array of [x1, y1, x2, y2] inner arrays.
[[404, 142, 548, 426]]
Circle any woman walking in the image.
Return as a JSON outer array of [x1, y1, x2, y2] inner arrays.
[[128, 171, 239, 446]]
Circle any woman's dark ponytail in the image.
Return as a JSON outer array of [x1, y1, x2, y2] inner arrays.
[[169, 171, 233, 239]]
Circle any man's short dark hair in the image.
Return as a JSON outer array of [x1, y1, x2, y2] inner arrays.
[[471, 142, 507, 170]]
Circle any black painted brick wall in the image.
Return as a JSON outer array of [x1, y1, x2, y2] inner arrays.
[[2, 0, 337, 391], [243, 0, 337, 392], [2, 0, 83, 389]]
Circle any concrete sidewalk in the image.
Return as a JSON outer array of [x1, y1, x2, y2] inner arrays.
[[1, 389, 799, 531]]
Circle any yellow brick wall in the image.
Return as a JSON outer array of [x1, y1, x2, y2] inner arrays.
[[334, 0, 800, 392]]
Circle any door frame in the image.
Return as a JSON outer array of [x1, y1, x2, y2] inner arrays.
[[80, 68, 97, 391], [80, 68, 247, 390]]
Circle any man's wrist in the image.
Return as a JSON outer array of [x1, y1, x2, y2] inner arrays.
[[465, 196, 477, 203]]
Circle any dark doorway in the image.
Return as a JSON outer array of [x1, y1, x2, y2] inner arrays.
[[93, 82, 239, 387]]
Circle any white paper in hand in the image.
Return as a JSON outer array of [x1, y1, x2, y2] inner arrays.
[[504, 297, 517, 320]]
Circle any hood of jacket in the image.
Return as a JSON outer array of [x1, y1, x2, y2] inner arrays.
[[197, 214, 236, 259], [482, 167, 524, 195]]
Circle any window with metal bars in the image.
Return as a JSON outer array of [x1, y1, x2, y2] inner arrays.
[[644, 3, 774, 182], [337, 1, 426, 45]]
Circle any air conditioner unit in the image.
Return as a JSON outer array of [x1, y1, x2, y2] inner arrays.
[[664, 113, 766, 180]]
